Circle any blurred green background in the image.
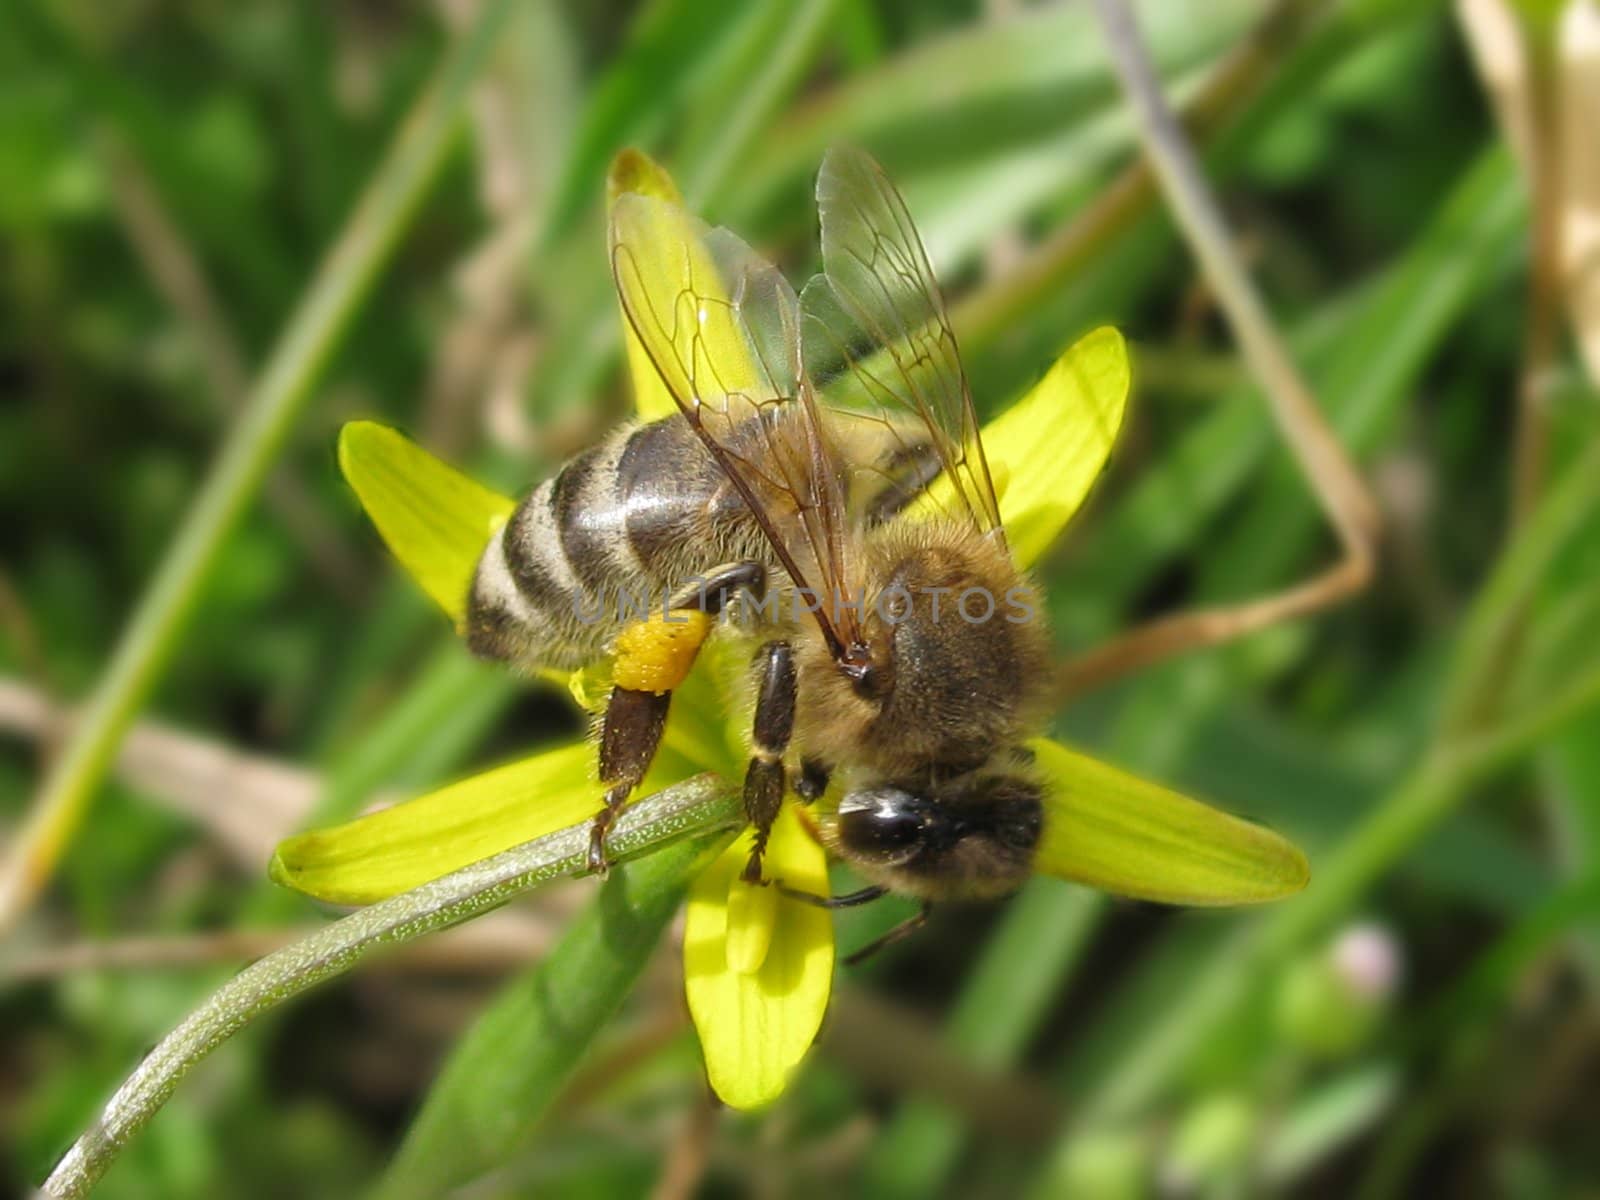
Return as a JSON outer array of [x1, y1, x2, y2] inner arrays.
[[5, 0, 1600, 1196]]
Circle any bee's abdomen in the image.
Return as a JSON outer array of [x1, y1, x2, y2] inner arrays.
[[465, 418, 750, 670]]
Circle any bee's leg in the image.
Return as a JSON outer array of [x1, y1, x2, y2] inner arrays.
[[589, 562, 767, 874], [864, 442, 944, 525], [667, 561, 767, 615], [741, 640, 796, 884], [841, 900, 934, 967], [592, 687, 671, 873], [794, 758, 831, 804], [775, 884, 927, 963], [776, 883, 886, 908]]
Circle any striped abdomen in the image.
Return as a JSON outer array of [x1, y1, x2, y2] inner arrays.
[[465, 415, 767, 670]]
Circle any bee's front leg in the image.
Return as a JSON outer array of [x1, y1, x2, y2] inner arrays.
[[742, 640, 796, 884], [794, 757, 831, 803], [841, 901, 934, 966]]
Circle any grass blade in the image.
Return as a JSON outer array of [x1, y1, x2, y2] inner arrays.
[[373, 829, 728, 1199], [0, 0, 521, 930], [40, 777, 738, 1199]]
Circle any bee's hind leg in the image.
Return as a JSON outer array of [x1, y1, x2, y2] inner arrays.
[[592, 687, 672, 874], [741, 640, 796, 884], [589, 562, 767, 875]]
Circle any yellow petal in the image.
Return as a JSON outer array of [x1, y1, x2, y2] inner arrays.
[[945, 326, 1130, 569], [610, 190, 777, 415], [724, 873, 779, 976], [1032, 739, 1309, 905], [606, 149, 688, 423], [338, 421, 515, 628], [684, 804, 834, 1109], [270, 744, 599, 905]]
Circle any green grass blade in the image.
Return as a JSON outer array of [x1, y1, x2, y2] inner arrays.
[[675, 0, 843, 208], [1069, 146, 1522, 620], [39, 778, 738, 1199], [859, 879, 1102, 1198], [1038, 439, 1600, 1171], [0, 0, 521, 930], [728, 0, 1266, 222], [372, 830, 729, 1200], [539, 0, 738, 244]]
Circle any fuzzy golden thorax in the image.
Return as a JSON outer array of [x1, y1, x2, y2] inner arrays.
[[791, 519, 1053, 777]]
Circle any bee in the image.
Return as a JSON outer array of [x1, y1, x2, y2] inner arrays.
[[465, 148, 1053, 952]]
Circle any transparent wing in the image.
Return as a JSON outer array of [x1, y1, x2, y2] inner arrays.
[[801, 146, 1005, 540], [609, 190, 867, 665]]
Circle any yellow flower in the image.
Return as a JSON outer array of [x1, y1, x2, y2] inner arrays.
[[271, 151, 1309, 1111]]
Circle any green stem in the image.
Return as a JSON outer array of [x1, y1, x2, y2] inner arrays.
[[1044, 670, 1600, 1171], [0, 0, 519, 931], [1044, 453, 1600, 1154], [1355, 874, 1600, 1200], [373, 827, 724, 1199], [1256, 654, 1600, 970], [1510, 17, 1563, 531], [1440, 436, 1600, 732], [38, 777, 738, 1199]]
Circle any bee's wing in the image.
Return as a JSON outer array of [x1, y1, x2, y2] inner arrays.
[[801, 146, 1005, 540], [610, 191, 867, 665]]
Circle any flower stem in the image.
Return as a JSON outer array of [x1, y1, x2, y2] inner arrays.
[[38, 777, 739, 1200], [0, 0, 520, 933], [374, 819, 723, 1199]]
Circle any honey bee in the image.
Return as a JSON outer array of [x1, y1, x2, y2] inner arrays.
[[466, 148, 1053, 954]]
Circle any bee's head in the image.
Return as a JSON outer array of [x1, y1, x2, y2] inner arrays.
[[827, 763, 1043, 900]]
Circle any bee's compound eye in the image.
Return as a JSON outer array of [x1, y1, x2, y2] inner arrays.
[[837, 787, 927, 865]]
